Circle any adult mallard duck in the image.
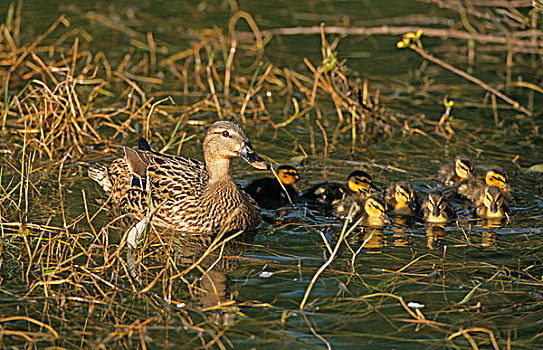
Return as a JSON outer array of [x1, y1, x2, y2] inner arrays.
[[421, 190, 456, 223], [472, 185, 509, 220], [244, 165, 301, 209], [438, 156, 474, 188], [384, 181, 418, 216], [300, 170, 377, 207], [88, 121, 267, 236], [459, 167, 512, 200], [333, 195, 390, 227]]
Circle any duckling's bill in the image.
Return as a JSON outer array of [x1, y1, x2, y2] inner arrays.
[[238, 142, 268, 170]]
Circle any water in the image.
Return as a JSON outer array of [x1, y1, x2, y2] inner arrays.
[[1, 0, 542, 348]]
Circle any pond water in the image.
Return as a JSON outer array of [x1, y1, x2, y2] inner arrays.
[[1, 0, 542, 348]]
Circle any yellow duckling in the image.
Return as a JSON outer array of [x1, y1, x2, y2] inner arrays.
[[421, 190, 456, 223], [244, 165, 301, 208], [300, 170, 377, 206], [438, 156, 474, 188], [473, 185, 509, 220], [384, 181, 418, 216], [333, 195, 390, 227], [459, 167, 512, 200], [88, 121, 267, 235]]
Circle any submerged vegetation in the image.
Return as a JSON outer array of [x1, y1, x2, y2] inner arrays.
[[1, 0, 542, 348]]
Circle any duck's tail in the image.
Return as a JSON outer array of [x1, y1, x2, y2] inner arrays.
[[88, 164, 112, 192]]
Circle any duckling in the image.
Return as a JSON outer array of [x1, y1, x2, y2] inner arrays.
[[333, 195, 389, 227], [473, 185, 509, 220], [438, 156, 474, 188], [459, 167, 512, 200], [421, 190, 456, 223], [88, 120, 267, 235], [300, 170, 377, 207], [244, 165, 301, 208], [384, 181, 419, 216]]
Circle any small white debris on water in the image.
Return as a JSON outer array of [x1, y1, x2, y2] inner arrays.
[[407, 302, 425, 308], [259, 271, 274, 278]]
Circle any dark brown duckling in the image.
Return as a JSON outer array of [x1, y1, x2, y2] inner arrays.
[[244, 165, 301, 209], [300, 170, 377, 207], [384, 181, 419, 216], [438, 156, 474, 188], [421, 190, 457, 224], [473, 185, 509, 220]]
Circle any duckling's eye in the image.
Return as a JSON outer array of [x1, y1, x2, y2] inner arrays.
[[492, 176, 504, 184], [222, 130, 230, 137]]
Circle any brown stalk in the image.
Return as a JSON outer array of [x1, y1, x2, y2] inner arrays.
[[408, 43, 533, 116]]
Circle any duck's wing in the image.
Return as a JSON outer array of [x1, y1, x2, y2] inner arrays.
[[124, 147, 208, 199]]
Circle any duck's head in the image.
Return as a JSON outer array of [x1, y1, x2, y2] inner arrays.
[[392, 182, 417, 212], [485, 168, 511, 192], [480, 185, 506, 218], [347, 170, 378, 197], [364, 196, 389, 225], [425, 190, 449, 222], [454, 156, 474, 180], [204, 121, 267, 170], [277, 165, 301, 185]]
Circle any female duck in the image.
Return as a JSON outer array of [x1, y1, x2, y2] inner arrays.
[[244, 165, 301, 209], [88, 121, 267, 235]]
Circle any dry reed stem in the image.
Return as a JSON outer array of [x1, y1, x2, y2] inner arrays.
[[408, 43, 533, 116]]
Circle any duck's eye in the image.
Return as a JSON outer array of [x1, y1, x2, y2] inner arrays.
[[222, 130, 230, 137]]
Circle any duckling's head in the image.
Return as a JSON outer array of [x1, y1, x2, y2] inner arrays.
[[364, 196, 389, 226], [392, 182, 417, 212], [481, 185, 506, 218], [485, 168, 511, 192], [454, 156, 474, 180], [426, 190, 448, 222], [277, 165, 301, 185], [204, 121, 267, 172], [347, 170, 376, 197]]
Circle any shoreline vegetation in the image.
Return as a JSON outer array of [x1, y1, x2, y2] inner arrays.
[[0, 0, 542, 348]]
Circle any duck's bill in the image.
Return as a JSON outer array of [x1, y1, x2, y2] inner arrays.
[[239, 142, 268, 170], [489, 201, 498, 214]]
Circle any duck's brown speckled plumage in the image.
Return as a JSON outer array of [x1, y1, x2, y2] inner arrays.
[[89, 121, 266, 235]]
